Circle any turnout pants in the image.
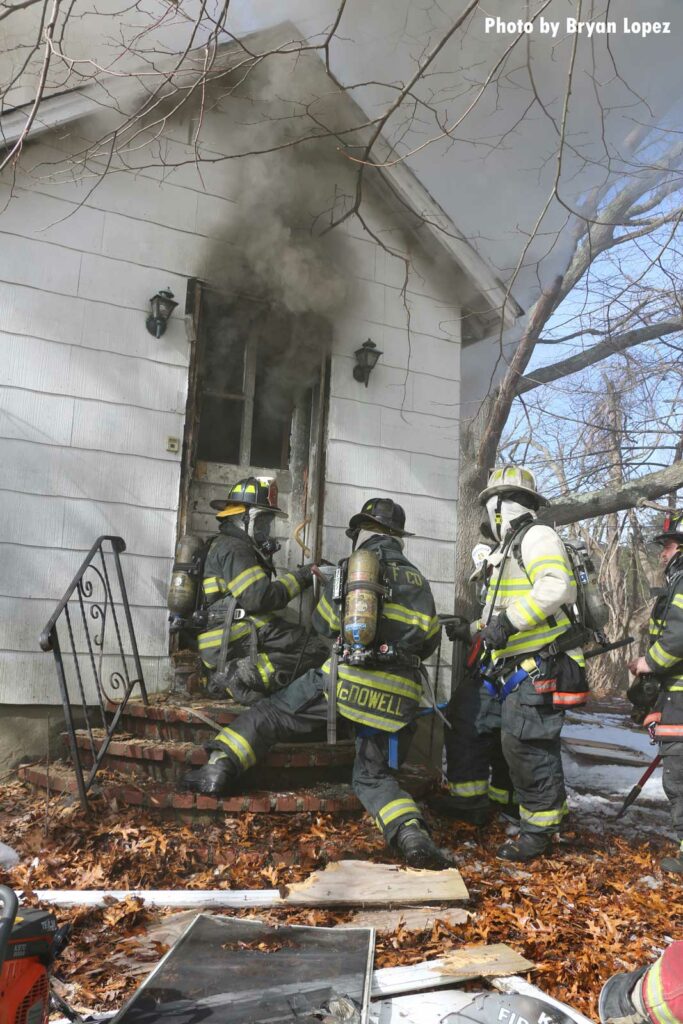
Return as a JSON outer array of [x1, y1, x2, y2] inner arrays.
[[499, 653, 583, 838], [208, 621, 329, 696], [444, 676, 514, 812], [661, 744, 683, 853], [207, 669, 425, 844]]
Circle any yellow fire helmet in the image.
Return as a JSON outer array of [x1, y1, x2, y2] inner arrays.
[[478, 465, 548, 508]]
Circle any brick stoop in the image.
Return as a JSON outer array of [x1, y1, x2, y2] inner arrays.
[[17, 761, 438, 822], [67, 728, 355, 786]]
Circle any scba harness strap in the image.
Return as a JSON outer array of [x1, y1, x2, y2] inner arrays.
[[482, 654, 557, 703]]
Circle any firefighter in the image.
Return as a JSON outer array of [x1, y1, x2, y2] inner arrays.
[[627, 510, 683, 875], [599, 940, 683, 1024], [197, 477, 329, 704], [183, 497, 451, 870], [442, 467, 588, 862]]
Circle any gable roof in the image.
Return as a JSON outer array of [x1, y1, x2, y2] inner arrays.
[[0, 20, 522, 334]]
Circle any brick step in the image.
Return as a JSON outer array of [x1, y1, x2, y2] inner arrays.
[[67, 729, 355, 786], [18, 761, 437, 821], [104, 698, 351, 746]]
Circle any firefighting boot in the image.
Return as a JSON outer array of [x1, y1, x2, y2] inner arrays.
[[181, 756, 237, 796], [395, 820, 453, 870], [661, 850, 683, 875], [429, 795, 491, 826], [496, 832, 552, 863], [598, 967, 648, 1024]]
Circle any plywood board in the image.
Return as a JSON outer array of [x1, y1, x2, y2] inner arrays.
[[440, 944, 534, 979], [372, 944, 534, 998], [339, 906, 471, 932], [282, 860, 469, 906]]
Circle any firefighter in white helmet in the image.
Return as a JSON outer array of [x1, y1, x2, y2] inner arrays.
[[442, 466, 588, 862]]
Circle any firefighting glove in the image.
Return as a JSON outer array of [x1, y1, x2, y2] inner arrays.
[[444, 616, 471, 643], [480, 610, 516, 650], [227, 675, 266, 706], [626, 675, 660, 712]]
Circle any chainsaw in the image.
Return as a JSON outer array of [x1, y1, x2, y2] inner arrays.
[[0, 886, 79, 1024]]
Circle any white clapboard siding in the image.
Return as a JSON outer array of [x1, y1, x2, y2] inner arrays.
[[0, 544, 172, 609], [324, 483, 457, 544], [70, 401, 184, 462], [0, 388, 75, 446], [0, 233, 82, 295], [326, 442, 458, 501], [0, 652, 168, 705]]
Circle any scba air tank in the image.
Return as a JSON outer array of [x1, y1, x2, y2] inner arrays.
[[167, 534, 204, 617], [343, 548, 380, 654]]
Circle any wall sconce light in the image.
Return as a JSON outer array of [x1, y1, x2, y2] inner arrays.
[[353, 339, 383, 387], [146, 288, 178, 338]]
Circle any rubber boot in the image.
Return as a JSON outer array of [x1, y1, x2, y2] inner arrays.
[[661, 851, 683, 875], [181, 759, 236, 796], [598, 967, 648, 1024], [497, 832, 551, 862], [428, 795, 491, 826], [395, 820, 453, 870]]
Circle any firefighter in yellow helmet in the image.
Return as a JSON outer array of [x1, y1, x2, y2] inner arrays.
[[183, 497, 450, 870], [442, 467, 588, 862], [196, 477, 329, 704], [627, 510, 683, 874]]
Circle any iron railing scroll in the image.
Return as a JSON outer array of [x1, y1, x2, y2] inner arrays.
[[39, 536, 148, 812]]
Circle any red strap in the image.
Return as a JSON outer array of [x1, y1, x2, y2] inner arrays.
[[467, 634, 483, 669]]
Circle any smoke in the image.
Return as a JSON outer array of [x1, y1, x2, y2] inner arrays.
[[195, 51, 358, 465]]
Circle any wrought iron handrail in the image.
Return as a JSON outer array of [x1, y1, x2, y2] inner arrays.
[[39, 535, 149, 812]]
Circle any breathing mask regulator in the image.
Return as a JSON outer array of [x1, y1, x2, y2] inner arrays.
[[247, 507, 281, 560]]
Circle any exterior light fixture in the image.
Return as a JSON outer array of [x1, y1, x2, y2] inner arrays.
[[353, 339, 382, 387], [146, 288, 178, 338]]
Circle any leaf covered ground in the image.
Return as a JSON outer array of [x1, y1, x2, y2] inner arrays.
[[1, 779, 681, 1019]]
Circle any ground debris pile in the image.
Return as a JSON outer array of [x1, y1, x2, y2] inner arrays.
[[1, 780, 681, 1018]]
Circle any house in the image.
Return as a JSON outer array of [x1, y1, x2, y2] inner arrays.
[[0, 23, 518, 769]]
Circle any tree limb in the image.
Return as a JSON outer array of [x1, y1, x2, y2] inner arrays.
[[539, 461, 683, 526], [517, 318, 683, 394]]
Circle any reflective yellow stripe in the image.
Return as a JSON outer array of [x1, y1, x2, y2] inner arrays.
[[672, 595, 683, 611], [447, 779, 488, 798], [644, 956, 679, 1024], [228, 565, 267, 597], [568, 650, 586, 668], [377, 797, 421, 826], [426, 616, 440, 639], [214, 727, 256, 768], [197, 620, 252, 650], [256, 653, 275, 685], [491, 612, 572, 660], [316, 595, 340, 630], [488, 784, 511, 805], [527, 557, 573, 582], [336, 705, 405, 732], [515, 595, 546, 627], [383, 603, 433, 633], [279, 572, 302, 600], [203, 576, 227, 596], [519, 802, 568, 827], [329, 662, 421, 702], [649, 641, 679, 669], [668, 684, 683, 691]]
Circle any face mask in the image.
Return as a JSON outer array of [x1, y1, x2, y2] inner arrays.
[[356, 528, 404, 550], [250, 511, 280, 557], [486, 496, 535, 542]]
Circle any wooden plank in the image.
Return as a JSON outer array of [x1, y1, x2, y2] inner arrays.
[[338, 906, 471, 933], [282, 861, 469, 906], [372, 945, 534, 998], [30, 889, 283, 909]]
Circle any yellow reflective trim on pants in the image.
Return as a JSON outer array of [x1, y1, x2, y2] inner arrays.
[[644, 956, 679, 1024], [316, 595, 340, 630], [256, 653, 275, 685], [519, 802, 568, 827], [447, 779, 488, 798], [672, 595, 683, 611], [488, 784, 511, 804], [229, 564, 267, 597], [198, 620, 252, 651], [377, 797, 421, 826], [649, 641, 679, 669], [383, 603, 433, 633], [333, 663, 422, 702], [668, 684, 683, 691], [214, 727, 256, 768], [279, 572, 301, 599]]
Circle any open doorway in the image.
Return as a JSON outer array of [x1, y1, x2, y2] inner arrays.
[[177, 283, 330, 573]]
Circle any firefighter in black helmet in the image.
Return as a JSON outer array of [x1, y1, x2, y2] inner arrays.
[[627, 510, 683, 874], [183, 497, 451, 871], [197, 476, 329, 704]]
